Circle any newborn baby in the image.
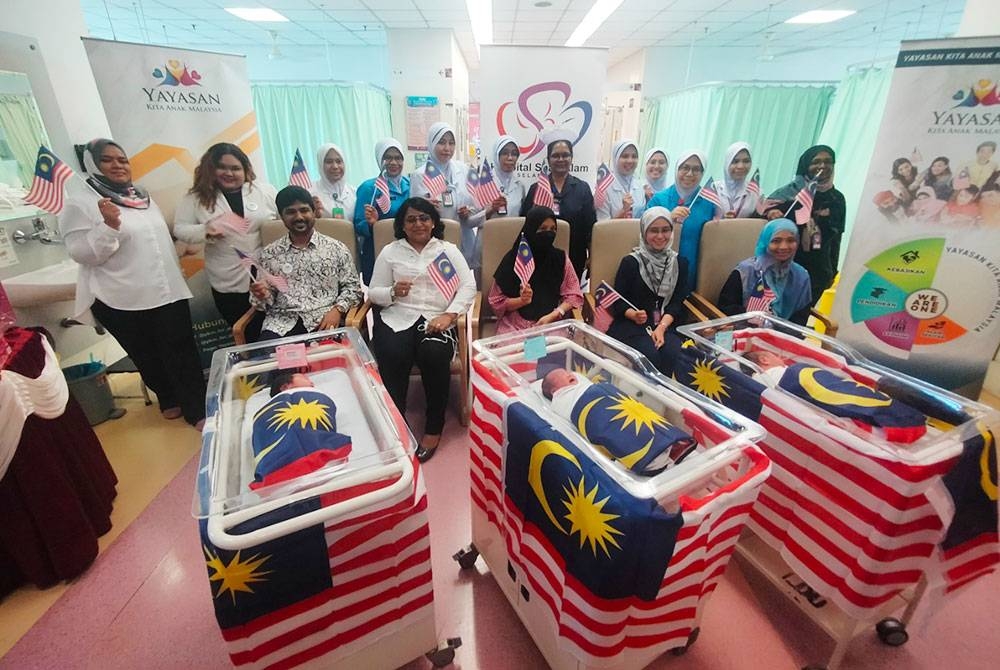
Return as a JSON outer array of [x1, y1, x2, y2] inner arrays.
[[744, 350, 927, 444], [249, 371, 353, 489], [541, 368, 697, 475]]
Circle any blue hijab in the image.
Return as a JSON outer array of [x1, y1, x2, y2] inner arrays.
[[735, 218, 811, 319]]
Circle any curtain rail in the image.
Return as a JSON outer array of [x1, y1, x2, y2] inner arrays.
[[250, 80, 390, 94]]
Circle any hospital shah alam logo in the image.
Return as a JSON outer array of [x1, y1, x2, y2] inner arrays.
[[151, 59, 202, 87]]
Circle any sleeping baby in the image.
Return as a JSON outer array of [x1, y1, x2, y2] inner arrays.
[[249, 371, 353, 489], [541, 368, 697, 475]]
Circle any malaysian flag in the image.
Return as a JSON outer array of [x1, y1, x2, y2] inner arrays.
[[200, 454, 433, 668], [477, 161, 503, 206], [22, 146, 74, 214], [288, 149, 311, 189], [697, 177, 724, 209], [422, 161, 447, 198], [745, 281, 776, 314], [717, 327, 1000, 618], [468, 363, 771, 666], [428, 251, 460, 300], [591, 280, 624, 332], [791, 179, 817, 225], [235, 247, 289, 292], [746, 169, 762, 198], [513, 233, 535, 285], [465, 163, 482, 206], [593, 162, 614, 210], [211, 211, 251, 235], [533, 165, 555, 208], [373, 172, 391, 214]]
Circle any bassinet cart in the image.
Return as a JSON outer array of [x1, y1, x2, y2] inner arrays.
[[456, 321, 772, 669], [676, 313, 1000, 670], [194, 328, 459, 669]]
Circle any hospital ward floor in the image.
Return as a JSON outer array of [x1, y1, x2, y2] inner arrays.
[[1, 373, 998, 670]]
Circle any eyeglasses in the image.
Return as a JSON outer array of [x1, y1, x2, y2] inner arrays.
[[499, 150, 519, 158], [383, 155, 404, 164], [677, 164, 703, 174], [810, 158, 834, 166], [404, 214, 432, 225]]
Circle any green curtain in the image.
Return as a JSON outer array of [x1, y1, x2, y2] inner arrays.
[[639, 82, 836, 195], [0, 93, 49, 187], [817, 63, 895, 254], [251, 83, 392, 188]]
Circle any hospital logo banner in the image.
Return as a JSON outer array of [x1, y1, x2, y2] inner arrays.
[[82, 39, 263, 366], [832, 37, 1000, 397], [479, 45, 607, 186]]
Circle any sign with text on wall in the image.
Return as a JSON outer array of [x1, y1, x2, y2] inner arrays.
[[83, 39, 262, 367], [405, 96, 439, 152], [832, 37, 1000, 398], [478, 45, 608, 186]]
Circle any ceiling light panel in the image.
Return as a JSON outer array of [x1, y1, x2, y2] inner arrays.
[[785, 10, 857, 25], [566, 0, 626, 47], [224, 8, 290, 23]]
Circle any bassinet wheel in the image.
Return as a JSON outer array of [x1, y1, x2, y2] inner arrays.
[[426, 637, 462, 667], [669, 627, 700, 656], [452, 544, 480, 570], [876, 618, 909, 646]]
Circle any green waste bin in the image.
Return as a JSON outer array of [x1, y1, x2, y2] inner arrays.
[[62, 362, 119, 426]]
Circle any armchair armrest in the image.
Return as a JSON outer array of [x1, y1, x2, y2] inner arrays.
[[811, 309, 838, 337], [233, 307, 262, 346], [470, 292, 482, 342], [349, 300, 374, 340]]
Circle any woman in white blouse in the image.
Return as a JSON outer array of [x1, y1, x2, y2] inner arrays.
[[597, 139, 647, 221], [369, 197, 476, 462], [59, 139, 205, 428], [311, 142, 356, 222], [173, 143, 277, 339]]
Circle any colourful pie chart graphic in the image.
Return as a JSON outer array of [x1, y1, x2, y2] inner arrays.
[[850, 238, 969, 352]]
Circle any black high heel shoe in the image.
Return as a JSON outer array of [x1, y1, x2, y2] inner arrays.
[[416, 434, 441, 463]]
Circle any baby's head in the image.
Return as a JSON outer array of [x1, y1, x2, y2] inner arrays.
[[744, 350, 786, 371], [269, 371, 314, 397], [542, 368, 579, 400]]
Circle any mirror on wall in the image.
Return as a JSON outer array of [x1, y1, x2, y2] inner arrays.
[[0, 70, 49, 220]]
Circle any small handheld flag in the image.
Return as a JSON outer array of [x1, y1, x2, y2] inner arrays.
[[787, 179, 817, 225], [746, 169, 761, 198], [478, 161, 504, 206], [428, 251, 460, 300], [466, 163, 483, 206], [695, 177, 724, 209], [235, 247, 289, 292], [288, 149, 311, 189], [533, 165, 555, 208], [23, 146, 74, 214], [514, 234, 535, 286], [594, 280, 630, 311], [372, 172, 391, 213], [211, 211, 250, 235], [594, 162, 614, 210], [423, 161, 447, 198]]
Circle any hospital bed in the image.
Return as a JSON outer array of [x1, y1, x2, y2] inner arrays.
[[675, 312, 1000, 670], [193, 328, 459, 669], [458, 321, 772, 669]]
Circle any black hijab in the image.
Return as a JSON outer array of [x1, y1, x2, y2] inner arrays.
[[494, 206, 566, 321], [82, 138, 150, 209]]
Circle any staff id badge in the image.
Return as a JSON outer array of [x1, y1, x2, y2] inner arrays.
[[332, 207, 345, 218], [552, 198, 561, 215], [441, 190, 454, 207]]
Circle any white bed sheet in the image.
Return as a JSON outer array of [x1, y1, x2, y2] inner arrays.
[[238, 368, 381, 488]]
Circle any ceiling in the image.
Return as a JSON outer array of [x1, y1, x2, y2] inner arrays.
[[79, 0, 966, 70]]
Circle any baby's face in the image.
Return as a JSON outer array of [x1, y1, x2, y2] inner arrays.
[[545, 368, 577, 391], [752, 351, 785, 370], [288, 373, 314, 389]]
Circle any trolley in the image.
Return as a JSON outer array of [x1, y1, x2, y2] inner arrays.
[[193, 328, 459, 669], [676, 313, 1000, 670], [456, 321, 771, 669]]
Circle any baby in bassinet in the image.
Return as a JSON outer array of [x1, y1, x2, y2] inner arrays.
[[249, 372, 353, 489], [540, 368, 697, 475], [744, 351, 927, 444]]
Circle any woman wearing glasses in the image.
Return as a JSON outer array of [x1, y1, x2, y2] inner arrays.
[[354, 139, 410, 283], [761, 145, 845, 303], [521, 139, 597, 279], [606, 208, 690, 374], [368, 198, 475, 462], [647, 150, 715, 287], [174, 143, 277, 338]]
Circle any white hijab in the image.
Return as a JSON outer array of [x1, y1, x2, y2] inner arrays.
[[673, 149, 707, 203], [493, 134, 519, 191], [427, 122, 455, 176], [374, 138, 404, 187], [643, 147, 669, 193], [314, 143, 352, 199], [722, 141, 752, 209], [612, 139, 639, 189]]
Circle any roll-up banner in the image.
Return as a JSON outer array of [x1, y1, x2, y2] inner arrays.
[[82, 39, 263, 367], [832, 37, 1000, 398], [478, 45, 607, 186]]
